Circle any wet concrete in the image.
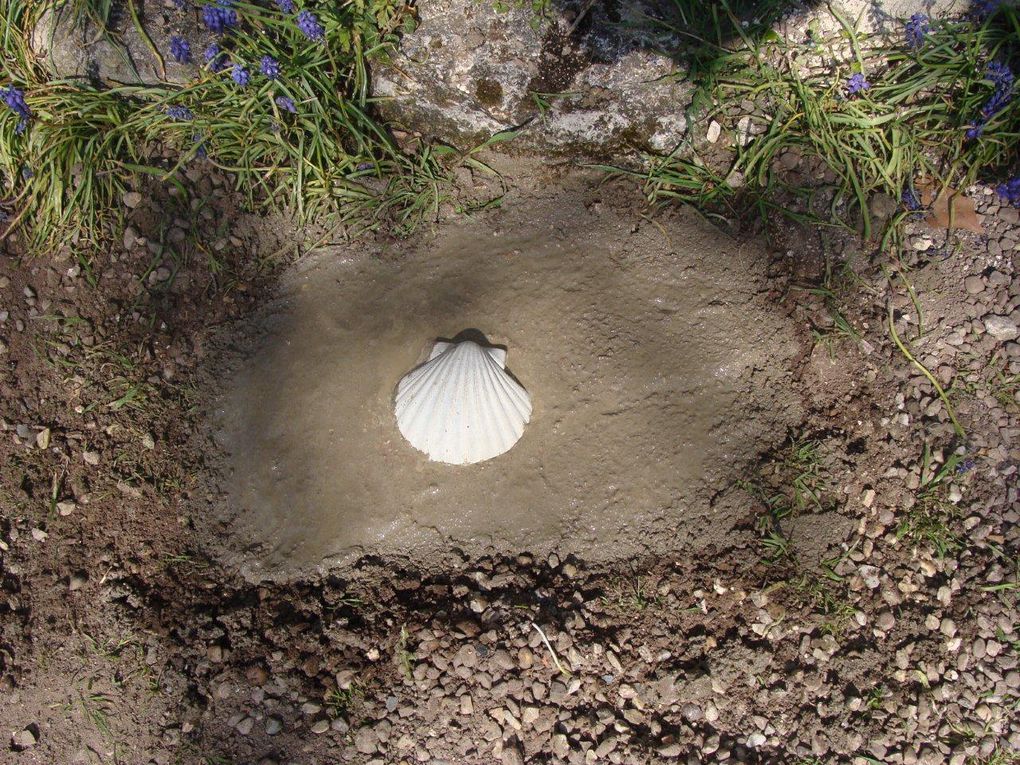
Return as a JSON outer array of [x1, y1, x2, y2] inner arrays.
[[208, 178, 803, 579]]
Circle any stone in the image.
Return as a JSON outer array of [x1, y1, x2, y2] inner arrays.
[[964, 275, 985, 295], [354, 726, 377, 754], [681, 703, 703, 722], [552, 733, 570, 759], [706, 120, 722, 143], [371, 0, 692, 155], [859, 565, 881, 589], [11, 728, 37, 750], [310, 719, 330, 734], [123, 226, 140, 250], [30, 6, 208, 86], [501, 740, 524, 765], [870, 193, 898, 220], [983, 315, 1019, 341]]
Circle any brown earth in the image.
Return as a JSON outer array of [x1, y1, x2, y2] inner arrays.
[[0, 159, 1018, 765]]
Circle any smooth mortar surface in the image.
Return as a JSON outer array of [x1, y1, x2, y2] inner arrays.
[[207, 179, 803, 579]]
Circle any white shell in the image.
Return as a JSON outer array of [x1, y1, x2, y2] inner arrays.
[[394, 340, 532, 465]]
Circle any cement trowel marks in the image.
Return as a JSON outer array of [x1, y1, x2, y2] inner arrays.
[[209, 189, 803, 578]]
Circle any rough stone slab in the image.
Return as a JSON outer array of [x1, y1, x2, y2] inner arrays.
[[372, 0, 694, 155]]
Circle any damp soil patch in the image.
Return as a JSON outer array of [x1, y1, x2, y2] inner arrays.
[[200, 178, 805, 579]]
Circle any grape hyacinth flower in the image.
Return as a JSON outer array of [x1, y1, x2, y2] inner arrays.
[[275, 95, 297, 113], [296, 10, 325, 41], [846, 73, 870, 96], [231, 64, 250, 86], [202, 3, 238, 33], [982, 60, 1014, 116], [260, 55, 280, 79], [955, 458, 976, 474], [970, 0, 1001, 17], [204, 43, 227, 71], [902, 187, 922, 211], [275, 0, 295, 12], [968, 60, 1015, 137], [996, 177, 1020, 207], [2, 85, 32, 134], [169, 35, 191, 63], [904, 14, 929, 49], [166, 105, 195, 121], [192, 133, 208, 159], [173, 0, 188, 8]]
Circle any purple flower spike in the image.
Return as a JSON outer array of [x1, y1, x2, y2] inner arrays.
[[978, 61, 1014, 119], [846, 73, 870, 96], [995, 178, 1020, 207], [169, 35, 191, 64], [904, 14, 929, 49], [275, 0, 296, 12], [970, 0, 1001, 17], [231, 64, 250, 87], [202, 4, 238, 34], [260, 55, 280, 79], [2, 85, 32, 134], [985, 61, 1014, 93], [204, 42, 227, 72], [296, 10, 325, 42], [166, 105, 195, 121], [902, 187, 922, 211], [275, 95, 297, 113]]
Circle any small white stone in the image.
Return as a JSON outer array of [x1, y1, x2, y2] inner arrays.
[[746, 733, 767, 748], [706, 120, 722, 144]]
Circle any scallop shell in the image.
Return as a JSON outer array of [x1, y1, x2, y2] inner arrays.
[[394, 339, 532, 465]]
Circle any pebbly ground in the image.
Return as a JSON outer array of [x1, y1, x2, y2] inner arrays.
[[0, 158, 1018, 765]]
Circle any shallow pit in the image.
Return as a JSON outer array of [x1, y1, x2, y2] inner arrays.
[[205, 178, 804, 579]]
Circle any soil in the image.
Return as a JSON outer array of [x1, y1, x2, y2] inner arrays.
[[207, 171, 801, 580], [1, 157, 1018, 765]]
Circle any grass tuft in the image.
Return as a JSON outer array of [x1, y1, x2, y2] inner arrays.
[[606, 1, 1020, 240], [895, 443, 967, 556], [1, 0, 452, 254]]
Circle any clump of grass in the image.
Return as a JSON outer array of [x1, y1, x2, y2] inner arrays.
[[952, 353, 1020, 413], [896, 443, 968, 557], [610, 1, 1020, 239], [739, 438, 832, 562], [78, 691, 115, 739], [326, 683, 363, 718], [600, 574, 663, 612], [765, 545, 858, 635], [395, 624, 414, 679], [1, 0, 449, 254]]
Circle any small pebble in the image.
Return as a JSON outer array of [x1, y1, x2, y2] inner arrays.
[[310, 719, 329, 734]]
